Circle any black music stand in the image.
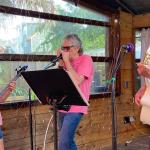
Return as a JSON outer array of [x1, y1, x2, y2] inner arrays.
[[21, 69, 88, 150]]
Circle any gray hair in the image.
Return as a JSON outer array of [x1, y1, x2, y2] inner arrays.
[[63, 34, 83, 55]]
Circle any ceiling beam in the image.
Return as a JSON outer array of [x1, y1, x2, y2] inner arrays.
[[65, 0, 119, 16], [0, 5, 110, 27], [116, 0, 136, 15]]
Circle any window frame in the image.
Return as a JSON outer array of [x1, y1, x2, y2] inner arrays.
[[0, 4, 120, 102]]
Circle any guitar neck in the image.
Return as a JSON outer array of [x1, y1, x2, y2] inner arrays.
[[0, 74, 20, 97], [0, 65, 28, 99]]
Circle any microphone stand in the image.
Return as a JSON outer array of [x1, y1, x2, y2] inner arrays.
[[111, 71, 117, 150], [44, 62, 56, 70], [44, 55, 62, 70], [43, 59, 59, 150], [109, 47, 127, 150], [28, 59, 57, 150]]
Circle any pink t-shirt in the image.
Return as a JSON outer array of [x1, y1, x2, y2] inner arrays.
[[59, 54, 94, 114], [0, 94, 2, 125], [0, 113, 2, 126]]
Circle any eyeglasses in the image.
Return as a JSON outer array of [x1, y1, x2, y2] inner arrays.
[[61, 45, 74, 51]]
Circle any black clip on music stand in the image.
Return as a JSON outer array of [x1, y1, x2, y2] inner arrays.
[[21, 69, 89, 150]]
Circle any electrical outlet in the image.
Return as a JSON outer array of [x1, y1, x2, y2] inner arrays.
[[124, 81, 129, 88], [129, 116, 135, 122], [123, 116, 130, 124], [123, 116, 135, 124]]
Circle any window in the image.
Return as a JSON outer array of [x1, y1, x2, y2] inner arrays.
[[91, 62, 110, 95], [0, 14, 109, 56], [135, 30, 141, 92], [0, 61, 51, 103], [0, 0, 111, 103], [135, 31, 141, 59], [0, 0, 109, 22]]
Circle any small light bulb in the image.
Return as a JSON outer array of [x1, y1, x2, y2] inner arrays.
[[114, 19, 118, 23]]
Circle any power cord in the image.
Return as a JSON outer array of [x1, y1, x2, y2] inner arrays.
[[43, 115, 53, 150]]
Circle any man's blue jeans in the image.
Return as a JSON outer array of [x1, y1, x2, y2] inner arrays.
[[58, 112, 83, 150]]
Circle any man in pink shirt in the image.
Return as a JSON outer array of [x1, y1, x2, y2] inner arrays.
[[57, 34, 94, 150], [0, 81, 16, 150]]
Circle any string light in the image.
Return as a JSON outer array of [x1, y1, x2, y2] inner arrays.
[[114, 19, 118, 24]]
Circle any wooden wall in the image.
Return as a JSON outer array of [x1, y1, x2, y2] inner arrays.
[[1, 11, 150, 150], [133, 13, 150, 28], [2, 98, 150, 150]]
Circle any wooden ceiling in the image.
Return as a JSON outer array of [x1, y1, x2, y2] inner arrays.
[[69, 0, 150, 15]]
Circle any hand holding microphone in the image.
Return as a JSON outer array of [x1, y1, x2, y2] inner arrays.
[[56, 48, 70, 69], [43, 49, 62, 70], [44, 47, 71, 70], [56, 48, 64, 68]]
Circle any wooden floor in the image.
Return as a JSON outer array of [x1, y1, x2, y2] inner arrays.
[[102, 135, 150, 150]]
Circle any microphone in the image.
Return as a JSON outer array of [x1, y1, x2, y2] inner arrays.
[[51, 54, 62, 64], [122, 43, 134, 53], [44, 54, 62, 70]]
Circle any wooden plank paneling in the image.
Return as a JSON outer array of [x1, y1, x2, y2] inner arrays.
[[133, 13, 150, 28], [1, 96, 150, 150]]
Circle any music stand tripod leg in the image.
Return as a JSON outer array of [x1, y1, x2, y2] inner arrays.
[[29, 88, 34, 150]]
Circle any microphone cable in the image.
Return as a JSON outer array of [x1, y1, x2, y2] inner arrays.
[[42, 114, 53, 150]]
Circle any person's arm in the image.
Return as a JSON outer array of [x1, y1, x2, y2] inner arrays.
[[66, 61, 84, 85], [64, 59, 84, 86], [137, 63, 150, 78], [57, 49, 85, 85], [135, 84, 146, 106], [0, 81, 16, 103], [64, 55, 84, 85], [57, 48, 66, 69]]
